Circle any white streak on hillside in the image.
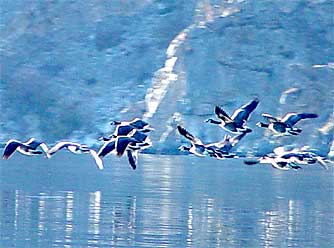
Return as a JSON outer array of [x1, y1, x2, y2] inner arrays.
[[142, 1, 242, 121], [143, 25, 194, 120]]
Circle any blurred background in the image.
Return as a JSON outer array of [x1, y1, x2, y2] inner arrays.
[[0, 0, 333, 155]]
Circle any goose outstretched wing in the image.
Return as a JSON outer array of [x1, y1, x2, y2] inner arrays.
[[262, 113, 279, 123], [114, 125, 135, 136], [129, 118, 150, 129], [89, 150, 104, 170], [127, 150, 138, 170], [215, 106, 233, 123], [98, 140, 116, 158], [229, 131, 250, 146], [281, 113, 318, 127], [115, 137, 137, 157], [177, 125, 203, 145], [131, 130, 148, 143], [47, 142, 80, 156], [231, 98, 259, 127], [2, 140, 25, 160]]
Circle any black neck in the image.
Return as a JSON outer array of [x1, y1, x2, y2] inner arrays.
[[259, 122, 269, 128], [111, 120, 121, 125], [207, 119, 221, 125], [181, 146, 191, 151]]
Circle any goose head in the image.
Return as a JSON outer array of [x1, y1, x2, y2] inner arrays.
[[178, 145, 190, 152]]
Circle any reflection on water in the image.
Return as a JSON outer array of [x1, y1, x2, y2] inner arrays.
[[1, 155, 333, 247], [64, 191, 74, 248], [88, 191, 101, 246]]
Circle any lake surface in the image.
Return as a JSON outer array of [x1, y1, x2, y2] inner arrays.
[[1, 153, 333, 248]]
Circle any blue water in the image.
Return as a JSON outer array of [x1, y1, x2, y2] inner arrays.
[[1, 153, 333, 248]]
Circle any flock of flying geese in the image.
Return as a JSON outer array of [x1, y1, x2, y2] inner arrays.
[[177, 98, 331, 170], [1, 98, 332, 171], [2, 119, 153, 170]]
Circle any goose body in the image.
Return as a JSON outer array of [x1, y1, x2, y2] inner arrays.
[[98, 136, 139, 157], [201, 131, 250, 160], [177, 125, 241, 158], [97, 136, 142, 170], [214, 129, 251, 155], [206, 98, 259, 133]]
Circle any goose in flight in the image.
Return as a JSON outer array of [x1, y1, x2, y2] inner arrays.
[[243, 154, 302, 171], [273, 146, 330, 169], [177, 125, 245, 159], [177, 125, 210, 157], [213, 129, 251, 158], [206, 98, 259, 133], [47, 141, 104, 170], [243, 145, 329, 171], [2, 138, 49, 160], [97, 136, 145, 170], [256, 112, 318, 136]]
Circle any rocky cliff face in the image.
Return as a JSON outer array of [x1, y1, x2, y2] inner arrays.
[[1, 0, 333, 156]]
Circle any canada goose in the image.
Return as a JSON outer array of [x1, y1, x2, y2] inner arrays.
[[206, 98, 259, 133], [97, 136, 143, 170], [244, 154, 302, 171], [2, 138, 48, 160], [257, 112, 318, 136], [177, 125, 239, 159], [47, 141, 103, 170], [273, 146, 329, 169]]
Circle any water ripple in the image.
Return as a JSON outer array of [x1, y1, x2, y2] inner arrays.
[[1, 156, 333, 247]]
